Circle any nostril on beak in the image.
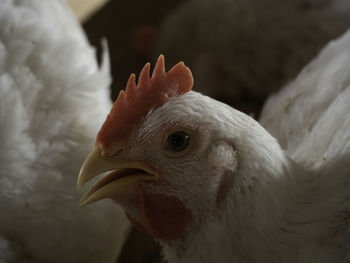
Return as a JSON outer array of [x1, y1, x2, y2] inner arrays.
[[111, 149, 124, 158], [101, 148, 124, 159], [98, 141, 128, 159]]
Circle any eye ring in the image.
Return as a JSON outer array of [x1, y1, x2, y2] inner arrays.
[[165, 131, 190, 155]]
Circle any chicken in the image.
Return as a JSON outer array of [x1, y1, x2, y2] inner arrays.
[[0, 0, 129, 262], [78, 33, 350, 263], [154, 0, 350, 114]]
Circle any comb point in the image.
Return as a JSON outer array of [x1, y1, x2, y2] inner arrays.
[[167, 62, 193, 94], [126, 74, 137, 92], [138, 63, 151, 87], [118, 90, 125, 100], [152, 55, 166, 79]]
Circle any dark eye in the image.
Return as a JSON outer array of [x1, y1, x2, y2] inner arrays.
[[166, 131, 190, 152]]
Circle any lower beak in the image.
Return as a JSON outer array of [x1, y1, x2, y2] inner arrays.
[[77, 146, 157, 206]]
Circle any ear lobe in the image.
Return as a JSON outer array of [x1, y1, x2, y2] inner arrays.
[[207, 141, 237, 201]]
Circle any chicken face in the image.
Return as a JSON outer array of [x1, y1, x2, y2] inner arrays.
[[77, 56, 239, 241]]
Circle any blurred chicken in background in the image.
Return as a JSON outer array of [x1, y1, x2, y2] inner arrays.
[[154, 0, 350, 115], [0, 0, 129, 262]]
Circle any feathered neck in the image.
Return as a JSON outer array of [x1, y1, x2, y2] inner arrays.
[[138, 92, 346, 262], [155, 100, 334, 262], [161, 154, 312, 263]]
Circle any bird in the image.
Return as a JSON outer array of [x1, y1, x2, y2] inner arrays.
[[0, 0, 129, 262], [154, 0, 350, 115], [78, 27, 350, 263]]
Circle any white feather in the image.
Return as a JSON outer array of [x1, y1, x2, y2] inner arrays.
[[136, 26, 350, 263], [0, 0, 129, 262], [260, 28, 350, 169]]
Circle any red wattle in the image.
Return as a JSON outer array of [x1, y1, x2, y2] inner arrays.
[[139, 188, 192, 241]]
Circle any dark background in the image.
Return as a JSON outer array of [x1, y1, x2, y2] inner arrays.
[[84, 0, 186, 101]]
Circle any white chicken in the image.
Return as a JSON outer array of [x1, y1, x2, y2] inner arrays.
[[78, 28, 350, 263], [0, 0, 129, 262], [154, 0, 350, 114]]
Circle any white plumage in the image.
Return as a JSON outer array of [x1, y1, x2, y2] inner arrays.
[[0, 0, 129, 262], [260, 29, 350, 168], [158, 27, 350, 262], [78, 25, 350, 263], [3, 0, 350, 262]]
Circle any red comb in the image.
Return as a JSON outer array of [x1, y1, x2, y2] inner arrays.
[[96, 55, 193, 149]]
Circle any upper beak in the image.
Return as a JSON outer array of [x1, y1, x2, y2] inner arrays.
[[77, 146, 157, 206]]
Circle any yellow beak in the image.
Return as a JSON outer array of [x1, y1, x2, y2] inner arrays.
[[77, 146, 157, 206]]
